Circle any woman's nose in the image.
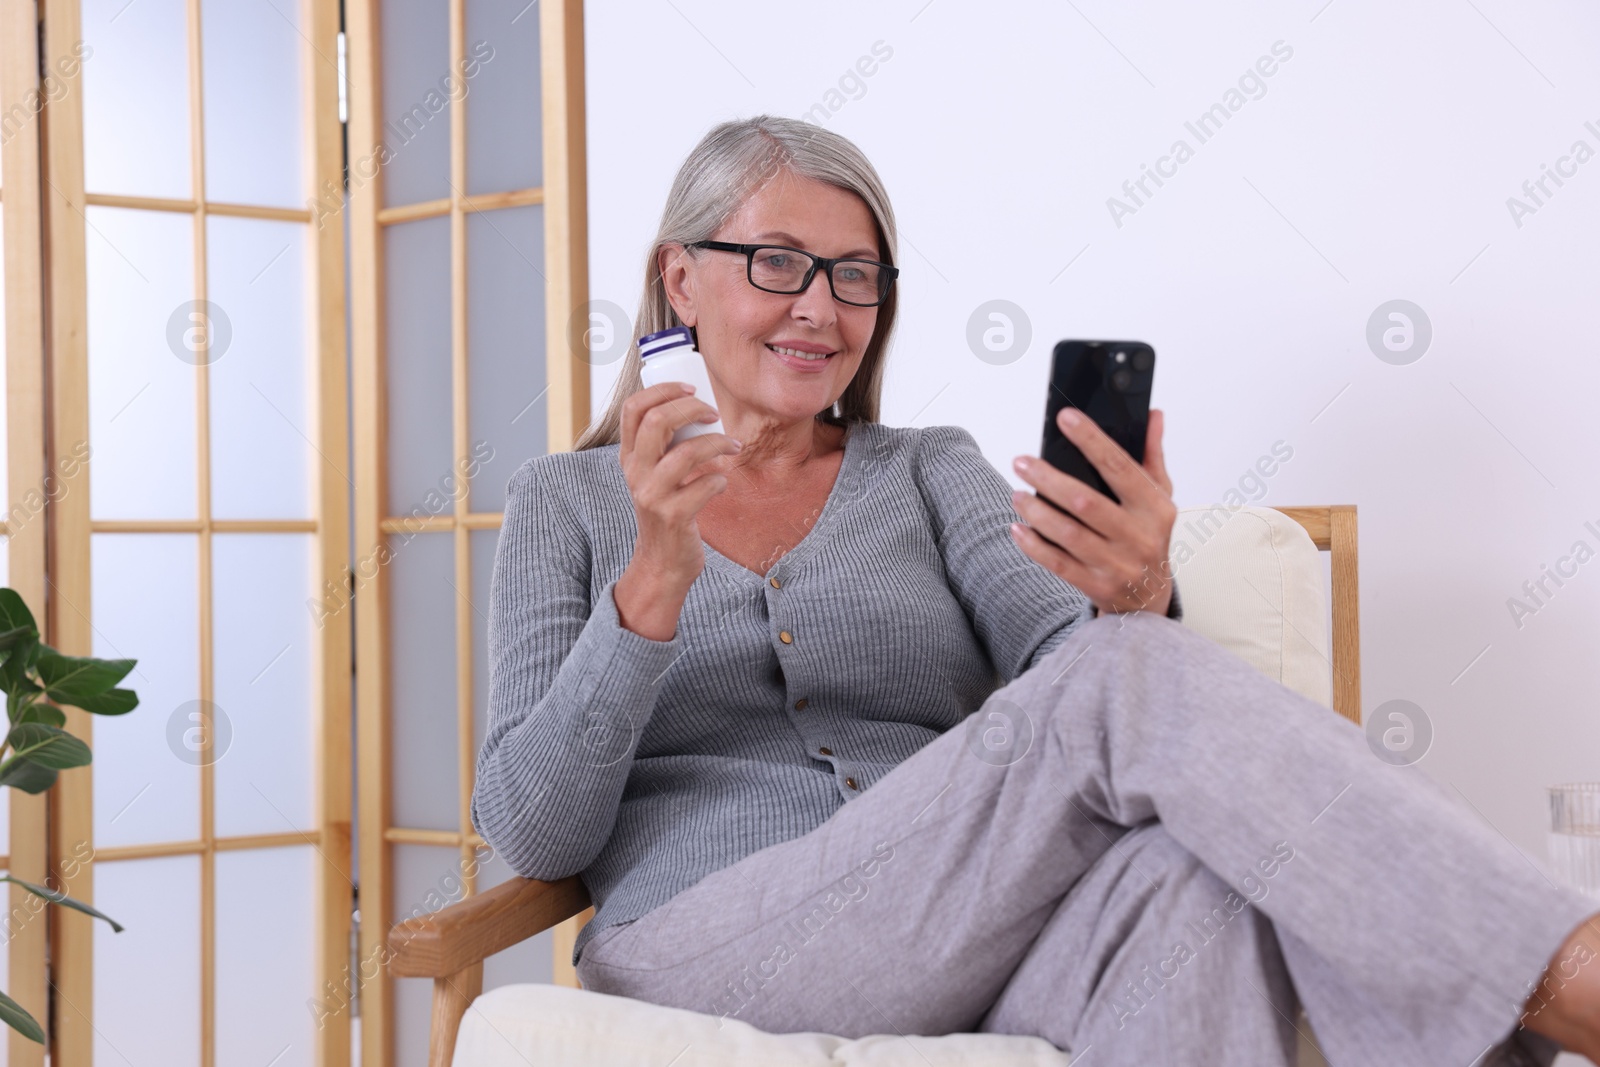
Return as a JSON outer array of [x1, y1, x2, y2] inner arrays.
[[789, 269, 838, 325]]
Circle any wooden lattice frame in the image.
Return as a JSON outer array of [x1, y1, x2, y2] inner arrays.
[[345, 0, 591, 1062]]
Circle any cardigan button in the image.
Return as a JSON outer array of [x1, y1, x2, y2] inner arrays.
[[845, 777, 859, 790], [779, 630, 793, 644], [794, 698, 808, 710], [818, 746, 832, 756], [769, 577, 782, 589]]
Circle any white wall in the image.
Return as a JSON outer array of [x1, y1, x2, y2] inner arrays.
[[585, 0, 1600, 952]]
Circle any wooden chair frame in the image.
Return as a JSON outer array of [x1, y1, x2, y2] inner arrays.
[[389, 504, 1361, 1066]]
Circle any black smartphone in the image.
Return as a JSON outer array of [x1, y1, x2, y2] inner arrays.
[[1040, 339, 1155, 528]]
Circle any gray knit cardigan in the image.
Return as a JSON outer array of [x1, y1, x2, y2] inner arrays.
[[470, 420, 1182, 965]]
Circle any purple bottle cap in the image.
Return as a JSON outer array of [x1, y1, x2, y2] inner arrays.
[[638, 326, 694, 359]]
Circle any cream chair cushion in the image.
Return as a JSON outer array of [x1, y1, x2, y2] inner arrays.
[[452, 506, 1334, 1066], [1168, 505, 1333, 709], [454, 984, 1079, 1066]]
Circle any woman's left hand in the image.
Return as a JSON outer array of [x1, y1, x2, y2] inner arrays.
[[1009, 408, 1177, 617]]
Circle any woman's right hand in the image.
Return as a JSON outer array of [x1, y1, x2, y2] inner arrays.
[[618, 381, 743, 588]]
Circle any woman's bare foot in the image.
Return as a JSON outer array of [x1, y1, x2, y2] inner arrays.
[[1520, 910, 1600, 1060]]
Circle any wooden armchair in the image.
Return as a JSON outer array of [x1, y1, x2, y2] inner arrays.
[[390, 504, 1359, 1067], [391, 875, 592, 1065]]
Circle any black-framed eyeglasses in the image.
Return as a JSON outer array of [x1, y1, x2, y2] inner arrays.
[[688, 241, 898, 308]]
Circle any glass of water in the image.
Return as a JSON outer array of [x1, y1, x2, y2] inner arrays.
[[1549, 783, 1600, 899]]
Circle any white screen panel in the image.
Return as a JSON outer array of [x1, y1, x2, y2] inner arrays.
[[0, 737, 8, 854], [216, 846, 317, 1065], [391, 969, 431, 1067], [213, 534, 314, 837], [0, 161, 5, 1038], [379, 0, 452, 208], [200, 0, 304, 209], [86, 206, 197, 520], [0, 537, 5, 863], [0, 524, 6, 867], [81, 0, 191, 199], [470, 527, 496, 760], [466, 206, 545, 513], [207, 215, 313, 520], [384, 215, 453, 512], [0, 913, 7, 1065], [391, 844, 459, 1067], [0, 209, 7, 506], [91, 534, 200, 847], [94, 856, 201, 1067], [464, 0, 542, 196], [0, 520, 6, 867], [477, 844, 553, 991], [388, 533, 458, 831], [0, 742, 8, 857]]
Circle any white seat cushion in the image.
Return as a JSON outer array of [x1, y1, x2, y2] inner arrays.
[[453, 506, 1334, 1066], [454, 984, 1078, 1066], [1169, 505, 1333, 708]]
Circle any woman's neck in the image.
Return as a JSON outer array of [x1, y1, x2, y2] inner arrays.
[[720, 416, 841, 478]]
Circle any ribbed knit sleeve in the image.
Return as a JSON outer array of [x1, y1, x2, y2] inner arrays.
[[470, 457, 684, 880], [913, 425, 1095, 683]]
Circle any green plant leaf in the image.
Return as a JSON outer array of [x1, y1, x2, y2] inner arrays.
[[34, 650, 135, 705], [0, 988, 43, 1043], [0, 875, 124, 933], [0, 590, 37, 637], [0, 759, 57, 794], [0, 642, 39, 697], [12, 703, 65, 728], [0, 627, 34, 653], [70, 687, 137, 716], [4, 723, 92, 770]]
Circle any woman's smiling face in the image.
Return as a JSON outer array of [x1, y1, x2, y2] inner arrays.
[[659, 171, 882, 429]]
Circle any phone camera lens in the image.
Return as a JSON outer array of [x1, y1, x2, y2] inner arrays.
[[1113, 350, 1127, 363], [1110, 368, 1133, 391], [1132, 349, 1153, 371]]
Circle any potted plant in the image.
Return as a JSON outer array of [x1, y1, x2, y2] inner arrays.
[[0, 588, 136, 1041]]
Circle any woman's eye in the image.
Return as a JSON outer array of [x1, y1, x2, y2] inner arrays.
[[764, 254, 790, 268], [838, 267, 865, 282]]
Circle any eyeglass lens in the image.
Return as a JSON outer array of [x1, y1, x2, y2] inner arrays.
[[749, 247, 886, 305]]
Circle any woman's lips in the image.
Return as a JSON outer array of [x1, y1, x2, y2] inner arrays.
[[766, 343, 835, 371]]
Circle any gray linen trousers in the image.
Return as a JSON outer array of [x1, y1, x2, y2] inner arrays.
[[576, 609, 1597, 1066]]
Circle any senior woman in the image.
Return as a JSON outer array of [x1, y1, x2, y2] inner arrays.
[[471, 116, 1600, 1066]]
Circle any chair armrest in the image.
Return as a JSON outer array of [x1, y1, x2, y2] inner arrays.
[[388, 875, 592, 978]]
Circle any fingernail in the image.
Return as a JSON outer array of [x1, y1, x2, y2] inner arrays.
[[1011, 489, 1027, 507], [729, 440, 743, 451], [1059, 409, 1081, 428], [680, 383, 695, 394], [1013, 455, 1033, 473]]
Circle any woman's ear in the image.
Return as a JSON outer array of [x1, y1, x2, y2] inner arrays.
[[657, 243, 698, 327]]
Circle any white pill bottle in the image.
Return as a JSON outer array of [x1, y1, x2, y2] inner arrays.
[[637, 326, 725, 447]]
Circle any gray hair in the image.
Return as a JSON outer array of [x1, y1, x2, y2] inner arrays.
[[572, 115, 899, 451]]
